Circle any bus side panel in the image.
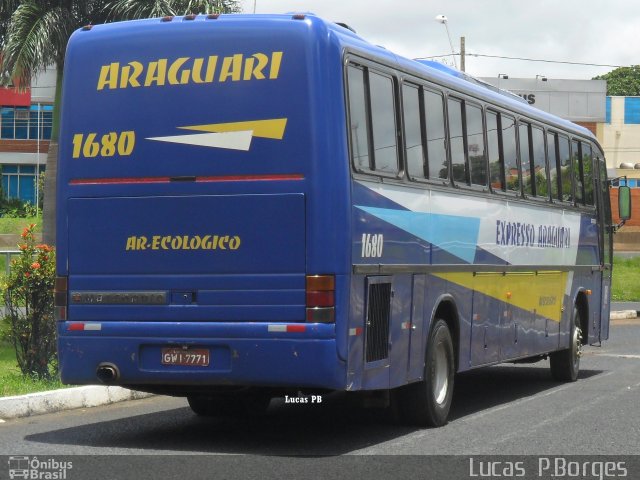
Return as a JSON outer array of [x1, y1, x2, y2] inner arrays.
[[406, 274, 427, 382]]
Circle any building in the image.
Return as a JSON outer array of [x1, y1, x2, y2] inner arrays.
[[599, 96, 640, 230], [479, 76, 606, 142], [0, 68, 55, 205]]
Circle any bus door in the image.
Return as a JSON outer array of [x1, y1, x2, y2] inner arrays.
[[596, 153, 613, 342]]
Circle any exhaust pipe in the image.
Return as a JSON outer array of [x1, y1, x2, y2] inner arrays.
[[96, 363, 120, 383]]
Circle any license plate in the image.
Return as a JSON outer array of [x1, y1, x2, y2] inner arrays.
[[161, 348, 210, 366]]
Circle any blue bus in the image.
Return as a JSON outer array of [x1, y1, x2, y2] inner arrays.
[[56, 13, 630, 427]]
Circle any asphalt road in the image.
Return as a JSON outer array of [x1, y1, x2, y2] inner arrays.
[[1, 320, 638, 476]]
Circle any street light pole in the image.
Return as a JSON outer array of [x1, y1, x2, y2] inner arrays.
[[435, 15, 457, 69]]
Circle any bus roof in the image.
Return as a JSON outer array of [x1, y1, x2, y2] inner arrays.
[[313, 14, 596, 141], [67, 12, 597, 143]]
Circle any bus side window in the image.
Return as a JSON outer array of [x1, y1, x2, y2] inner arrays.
[[531, 125, 549, 199], [582, 142, 595, 205], [368, 71, 399, 175], [519, 122, 533, 196], [547, 131, 560, 200], [447, 97, 467, 185], [347, 65, 371, 172], [466, 103, 487, 187], [558, 134, 573, 202], [502, 114, 519, 194], [572, 139, 584, 204], [486, 110, 503, 191], [403, 83, 426, 180], [424, 89, 448, 181]]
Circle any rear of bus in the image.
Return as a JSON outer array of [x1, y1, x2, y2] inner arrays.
[[56, 14, 352, 396]]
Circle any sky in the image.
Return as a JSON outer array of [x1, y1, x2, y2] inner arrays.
[[239, 0, 639, 80]]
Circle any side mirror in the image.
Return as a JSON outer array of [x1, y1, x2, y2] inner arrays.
[[619, 185, 632, 222]]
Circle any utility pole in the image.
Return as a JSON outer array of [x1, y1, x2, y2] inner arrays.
[[460, 36, 466, 72]]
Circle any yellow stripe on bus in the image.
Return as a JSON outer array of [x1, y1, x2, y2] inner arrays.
[[179, 118, 288, 139], [433, 271, 567, 323]]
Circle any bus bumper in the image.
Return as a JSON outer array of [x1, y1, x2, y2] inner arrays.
[[57, 321, 345, 391]]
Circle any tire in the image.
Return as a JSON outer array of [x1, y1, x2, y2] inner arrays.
[[550, 306, 582, 382], [187, 392, 271, 417], [395, 318, 455, 427]]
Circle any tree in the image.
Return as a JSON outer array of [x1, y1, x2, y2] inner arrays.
[[593, 65, 640, 96], [0, 0, 241, 245]]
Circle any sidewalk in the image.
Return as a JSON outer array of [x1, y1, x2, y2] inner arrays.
[[0, 386, 153, 421], [1, 310, 638, 421]]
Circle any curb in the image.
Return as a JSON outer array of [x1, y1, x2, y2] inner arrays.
[[0, 386, 153, 421], [609, 310, 639, 320]]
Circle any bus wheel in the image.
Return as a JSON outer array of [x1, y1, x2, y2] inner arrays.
[[395, 318, 455, 427], [550, 307, 582, 382]]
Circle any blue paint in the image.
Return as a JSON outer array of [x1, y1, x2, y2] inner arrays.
[[356, 206, 480, 263]]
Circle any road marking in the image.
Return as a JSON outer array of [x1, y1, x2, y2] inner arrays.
[[594, 353, 640, 360]]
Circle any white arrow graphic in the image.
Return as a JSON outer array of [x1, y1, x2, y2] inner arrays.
[[146, 118, 287, 151], [147, 130, 254, 151]]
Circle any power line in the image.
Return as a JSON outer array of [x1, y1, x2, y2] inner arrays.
[[418, 53, 627, 69]]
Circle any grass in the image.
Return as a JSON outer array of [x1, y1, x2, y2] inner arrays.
[[612, 256, 640, 302], [0, 216, 42, 235], [0, 342, 64, 397]]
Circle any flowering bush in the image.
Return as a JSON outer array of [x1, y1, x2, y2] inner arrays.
[[2, 224, 57, 379]]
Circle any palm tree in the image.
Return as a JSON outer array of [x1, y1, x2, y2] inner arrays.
[[0, 0, 241, 245]]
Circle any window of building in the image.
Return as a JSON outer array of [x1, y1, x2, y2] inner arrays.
[[624, 97, 640, 124], [1, 164, 45, 204], [605, 97, 611, 124], [0, 104, 53, 140]]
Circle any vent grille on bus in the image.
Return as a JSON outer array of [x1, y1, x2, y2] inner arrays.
[[365, 282, 391, 363]]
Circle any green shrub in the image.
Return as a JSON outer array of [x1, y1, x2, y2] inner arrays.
[[2, 224, 57, 379], [0, 198, 38, 218]]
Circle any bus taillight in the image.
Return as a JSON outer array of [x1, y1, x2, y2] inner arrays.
[[306, 275, 335, 323], [55, 276, 68, 321]]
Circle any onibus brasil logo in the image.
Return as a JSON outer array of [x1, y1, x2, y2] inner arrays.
[[7, 456, 73, 479]]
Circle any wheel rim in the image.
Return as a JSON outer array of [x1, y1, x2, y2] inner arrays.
[[433, 341, 449, 405], [572, 322, 583, 370]]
